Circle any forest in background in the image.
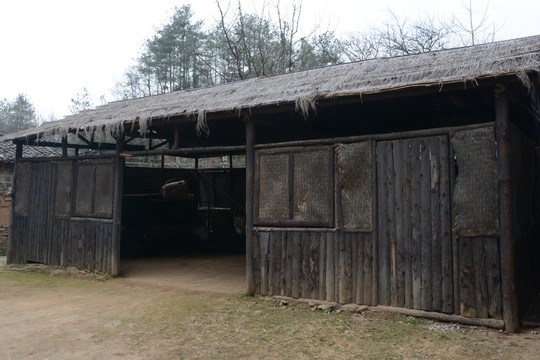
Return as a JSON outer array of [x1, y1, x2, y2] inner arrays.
[[112, 0, 498, 100]]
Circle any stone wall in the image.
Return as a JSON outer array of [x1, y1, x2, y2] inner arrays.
[[0, 196, 10, 255]]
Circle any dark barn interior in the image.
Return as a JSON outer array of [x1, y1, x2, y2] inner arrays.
[[120, 159, 246, 258]]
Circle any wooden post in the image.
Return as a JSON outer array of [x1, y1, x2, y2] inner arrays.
[[371, 140, 379, 306], [6, 143, 23, 264], [111, 136, 125, 276], [61, 136, 68, 157], [245, 117, 255, 295], [495, 84, 519, 332]]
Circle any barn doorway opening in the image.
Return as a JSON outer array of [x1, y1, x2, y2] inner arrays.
[[119, 154, 246, 268]]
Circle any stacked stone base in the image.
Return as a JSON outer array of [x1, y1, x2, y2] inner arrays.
[[0, 196, 11, 255]]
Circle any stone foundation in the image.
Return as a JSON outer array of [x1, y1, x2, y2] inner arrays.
[[0, 196, 11, 255]]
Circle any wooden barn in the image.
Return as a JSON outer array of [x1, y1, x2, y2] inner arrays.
[[2, 36, 540, 331]]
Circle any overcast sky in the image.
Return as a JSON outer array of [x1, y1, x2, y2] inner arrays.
[[1, 0, 539, 120]]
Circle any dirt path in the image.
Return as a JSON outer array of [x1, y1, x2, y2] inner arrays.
[[1, 256, 539, 360], [120, 254, 246, 293]]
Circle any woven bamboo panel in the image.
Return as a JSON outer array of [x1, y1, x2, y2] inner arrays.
[[74, 163, 95, 216], [54, 161, 73, 217], [336, 141, 372, 229], [292, 150, 333, 224], [451, 127, 499, 237], [14, 162, 31, 216], [258, 153, 290, 221], [94, 160, 114, 218]]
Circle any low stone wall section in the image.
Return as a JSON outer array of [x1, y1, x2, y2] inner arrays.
[[0, 196, 11, 255]]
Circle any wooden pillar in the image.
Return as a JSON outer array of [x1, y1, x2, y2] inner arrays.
[[111, 136, 125, 276], [245, 117, 255, 295], [371, 140, 379, 306], [61, 136, 68, 157], [6, 143, 23, 264], [495, 84, 519, 332]]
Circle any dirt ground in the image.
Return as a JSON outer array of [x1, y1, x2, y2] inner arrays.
[[1, 255, 539, 360]]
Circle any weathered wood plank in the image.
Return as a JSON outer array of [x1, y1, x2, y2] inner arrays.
[[377, 141, 391, 306], [273, 232, 282, 296], [292, 231, 302, 298], [449, 142, 460, 315], [430, 138, 443, 312], [260, 232, 269, 295], [285, 231, 294, 296], [484, 237, 503, 319], [403, 140, 413, 309], [267, 232, 275, 295], [338, 232, 346, 303], [473, 238, 489, 319], [420, 138, 433, 311], [319, 232, 326, 300], [393, 140, 405, 308], [252, 232, 261, 294], [326, 231, 335, 302], [439, 136, 453, 314], [459, 238, 476, 318], [344, 232, 353, 303], [351, 232, 359, 303], [310, 232, 320, 300], [364, 232, 373, 305], [280, 232, 287, 296], [410, 139, 423, 310], [302, 232, 311, 299]]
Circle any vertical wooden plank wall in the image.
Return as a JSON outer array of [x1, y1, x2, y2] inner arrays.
[[8, 159, 116, 273], [253, 230, 374, 304], [376, 136, 453, 313], [252, 127, 505, 322]]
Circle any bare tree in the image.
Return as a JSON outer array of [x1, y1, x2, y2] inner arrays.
[[375, 10, 454, 56], [453, 0, 499, 45]]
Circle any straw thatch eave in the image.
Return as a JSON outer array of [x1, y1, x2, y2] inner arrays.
[[2, 35, 539, 144]]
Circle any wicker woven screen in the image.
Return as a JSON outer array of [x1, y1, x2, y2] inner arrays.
[[74, 159, 115, 218], [336, 141, 373, 230], [451, 127, 499, 237], [94, 161, 114, 218], [13, 162, 31, 216], [257, 153, 290, 222], [256, 147, 333, 227], [54, 161, 73, 217]]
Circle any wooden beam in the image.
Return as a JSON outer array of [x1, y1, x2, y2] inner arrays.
[[120, 145, 246, 158], [14, 139, 145, 152], [111, 136, 125, 277], [245, 117, 255, 295], [254, 122, 495, 150], [495, 85, 520, 332]]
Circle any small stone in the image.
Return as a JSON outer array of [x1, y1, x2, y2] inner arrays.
[[342, 304, 369, 314], [317, 304, 334, 311], [279, 300, 289, 306], [105, 320, 123, 328]]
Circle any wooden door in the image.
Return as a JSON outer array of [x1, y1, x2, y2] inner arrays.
[[377, 135, 453, 313]]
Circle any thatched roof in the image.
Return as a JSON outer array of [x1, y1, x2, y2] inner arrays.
[[3, 35, 540, 143]]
